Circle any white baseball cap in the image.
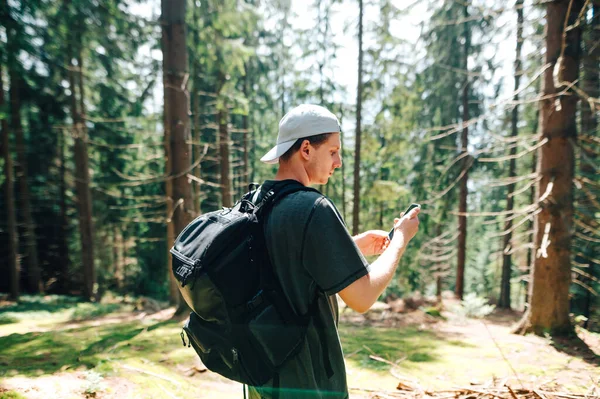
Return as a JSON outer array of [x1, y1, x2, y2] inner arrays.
[[260, 104, 341, 164]]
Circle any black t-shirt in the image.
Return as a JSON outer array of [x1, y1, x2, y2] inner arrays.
[[249, 180, 370, 399]]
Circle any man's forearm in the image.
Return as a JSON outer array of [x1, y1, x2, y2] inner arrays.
[[339, 233, 408, 313], [364, 234, 407, 301]]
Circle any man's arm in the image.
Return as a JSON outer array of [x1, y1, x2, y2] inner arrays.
[[339, 208, 420, 313]]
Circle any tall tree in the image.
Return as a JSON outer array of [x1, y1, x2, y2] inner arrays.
[[352, 0, 364, 235], [62, 0, 96, 299], [3, 0, 42, 293], [10, 75, 43, 294], [499, 0, 525, 309], [575, 1, 599, 327], [516, 0, 583, 335], [218, 105, 232, 207], [162, 0, 193, 313], [456, 0, 471, 300], [0, 61, 20, 300], [58, 128, 70, 292]]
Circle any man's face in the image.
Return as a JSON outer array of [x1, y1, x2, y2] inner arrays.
[[306, 133, 342, 185]]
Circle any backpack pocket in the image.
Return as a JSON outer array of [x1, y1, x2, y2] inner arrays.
[[171, 249, 228, 324], [246, 295, 307, 369], [183, 312, 244, 381]]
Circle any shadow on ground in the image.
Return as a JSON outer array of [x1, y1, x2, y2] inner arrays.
[[0, 319, 178, 377], [339, 323, 475, 371], [549, 333, 600, 368]]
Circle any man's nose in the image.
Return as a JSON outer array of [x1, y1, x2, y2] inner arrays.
[[334, 155, 342, 168]]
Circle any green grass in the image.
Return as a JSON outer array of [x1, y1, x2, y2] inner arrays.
[[339, 325, 465, 371], [0, 391, 27, 399], [0, 296, 597, 398]]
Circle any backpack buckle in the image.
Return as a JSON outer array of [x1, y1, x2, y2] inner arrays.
[[246, 291, 265, 312]]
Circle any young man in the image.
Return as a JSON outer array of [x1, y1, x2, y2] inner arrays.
[[250, 104, 420, 399]]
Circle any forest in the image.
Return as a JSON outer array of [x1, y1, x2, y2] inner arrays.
[[0, 0, 599, 398]]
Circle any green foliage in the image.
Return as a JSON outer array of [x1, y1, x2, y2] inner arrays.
[[83, 370, 105, 395], [421, 306, 444, 319], [0, 392, 27, 399], [452, 293, 495, 319], [70, 303, 121, 321]]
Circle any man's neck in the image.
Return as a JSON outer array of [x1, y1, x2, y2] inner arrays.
[[275, 162, 310, 186]]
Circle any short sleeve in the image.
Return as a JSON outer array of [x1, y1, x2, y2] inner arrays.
[[301, 197, 370, 295]]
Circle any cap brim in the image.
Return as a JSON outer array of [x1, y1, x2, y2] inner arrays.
[[260, 140, 296, 164]]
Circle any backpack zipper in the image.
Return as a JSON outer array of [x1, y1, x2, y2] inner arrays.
[[170, 249, 201, 286], [232, 348, 239, 365]]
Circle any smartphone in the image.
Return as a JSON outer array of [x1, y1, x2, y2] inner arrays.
[[387, 203, 421, 240]]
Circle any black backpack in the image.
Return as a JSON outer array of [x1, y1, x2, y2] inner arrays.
[[171, 180, 327, 387]]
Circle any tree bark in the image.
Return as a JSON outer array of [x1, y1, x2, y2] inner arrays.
[[58, 126, 70, 293], [456, 1, 470, 300], [162, 0, 193, 315], [192, 79, 202, 216], [524, 111, 539, 308], [218, 108, 232, 208], [114, 226, 124, 290], [164, 106, 179, 306], [352, 0, 364, 236], [242, 67, 250, 191], [10, 69, 42, 294], [499, 0, 524, 309], [2, 0, 40, 295], [515, 0, 583, 336], [1, 62, 20, 301], [66, 19, 96, 300], [577, 2, 599, 328]]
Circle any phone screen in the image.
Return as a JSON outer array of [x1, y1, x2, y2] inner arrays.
[[388, 203, 420, 240]]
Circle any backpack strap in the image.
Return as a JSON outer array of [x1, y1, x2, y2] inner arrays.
[[254, 180, 319, 218]]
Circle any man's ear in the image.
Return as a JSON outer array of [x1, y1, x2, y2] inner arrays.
[[300, 139, 311, 160]]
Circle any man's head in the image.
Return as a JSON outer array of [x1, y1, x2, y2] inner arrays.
[[261, 104, 342, 185]]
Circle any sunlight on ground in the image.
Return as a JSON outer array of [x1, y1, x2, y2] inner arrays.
[[0, 296, 598, 399]]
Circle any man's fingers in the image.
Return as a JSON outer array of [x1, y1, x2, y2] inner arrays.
[[407, 207, 421, 219]]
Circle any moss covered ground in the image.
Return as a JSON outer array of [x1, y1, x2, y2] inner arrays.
[[0, 296, 598, 399]]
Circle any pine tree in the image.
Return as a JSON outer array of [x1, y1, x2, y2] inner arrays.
[[3, 0, 43, 294], [499, 0, 525, 309], [515, 0, 584, 336], [0, 61, 20, 300], [162, 0, 193, 313], [352, 0, 364, 235]]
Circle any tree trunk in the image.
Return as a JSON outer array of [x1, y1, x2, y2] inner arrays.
[[114, 226, 124, 290], [577, 2, 599, 328], [0, 62, 20, 301], [10, 71, 42, 294], [218, 108, 232, 208], [164, 112, 180, 306], [58, 126, 70, 293], [242, 68, 250, 191], [456, 1, 470, 300], [67, 30, 96, 300], [192, 78, 202, 216], [499, 0, 524, 309], [162, 0, 193, 315], [352, 0, 364, 236], [515, 0, 583, 336], [2, 0, 40, 295]]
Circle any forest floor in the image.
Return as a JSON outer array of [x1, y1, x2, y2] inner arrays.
[[0, 295, 598, 399]]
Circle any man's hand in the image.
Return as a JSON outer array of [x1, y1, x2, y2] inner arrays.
[[353, 230, 389, 257], [392, 206, 420, 244]]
